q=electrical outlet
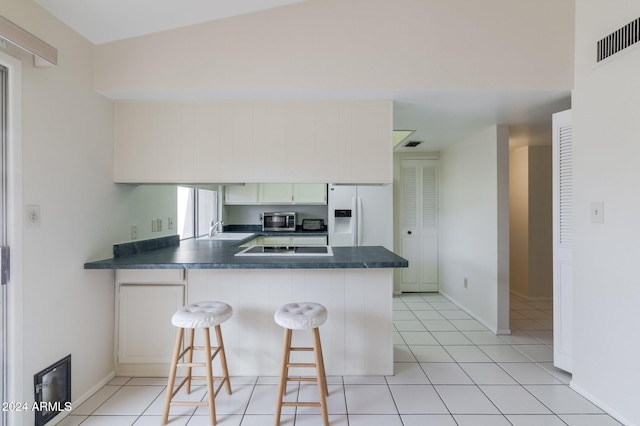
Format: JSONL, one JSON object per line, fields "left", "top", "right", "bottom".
{"left": 151, "top": 219, "right": 157, "bottom": 232}
{"left": 591, "top": 202, "right": 604, "bottom": 223}
{"left": 25, "top": 205, "right": 41, "bottom": 228}
{"left": 168, "top": 217, "right": 174, "bottom": 230}
{"left": 157, "top": 218, "right": 163, "bottom": 232}
{"left": 464, "top": 277, "right": 469, "bottom": 289}
{"left": 131, "top": 225, "right": 138, "bottom": 240}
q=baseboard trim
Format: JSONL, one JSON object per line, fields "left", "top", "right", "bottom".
{"left": 49, "top": 370, "right": 116, "bottom": 424}
{"left": 438, "top": 290, "right": 511, "bottom": 335}
{"left": 570, "top": 381, "right": 635, "bottom": 426}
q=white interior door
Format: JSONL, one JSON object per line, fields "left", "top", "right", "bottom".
{"left": 400, "top": 159, "right": 439, "bottom": 292}
{"left": 552, "top": 109, "right": 573, "bottom": 373}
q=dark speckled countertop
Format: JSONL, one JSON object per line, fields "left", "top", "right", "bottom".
{"left": 84, "top": 233, "right": 408, "bottom": 270}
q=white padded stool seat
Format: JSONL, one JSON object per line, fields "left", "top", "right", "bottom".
{"left": 274, "top": 302, "right": 327, "bottom": 330}
{"left": 171, "top": 301, "right": 232, "bottom": 329}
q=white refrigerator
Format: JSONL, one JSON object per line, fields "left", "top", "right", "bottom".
{"left": 327, "top": 184, "right": 393, "bottom": 250}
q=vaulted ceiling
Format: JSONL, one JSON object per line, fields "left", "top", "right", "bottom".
{"left": 32, "top": 0, "right": 572, "bottom": 152}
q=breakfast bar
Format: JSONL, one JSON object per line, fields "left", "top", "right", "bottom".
{"left": 85, "top": 235, "right": 408, "bottom": 377}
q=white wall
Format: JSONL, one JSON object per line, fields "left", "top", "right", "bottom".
{"left": 439, "top": 126, "right": 510, "bottom": 333}
{"left": 509, "top": 145, "right": 553, "bottom": 300}
{"left": 528, "top": 146, "right": 552, "bottom": 299}
{"left": 572, "top": 1, "right": 640, "bottom": 424}
{"left": 93, "top": 0, "right": 574, "bottom": 96}
{"left": 0, "top": 2, "right": 176, "bottom": 423}
{"left": 509, "top": 147, "right": 529, "bottom": 298}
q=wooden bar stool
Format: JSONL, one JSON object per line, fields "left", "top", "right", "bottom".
{"left": 274, "top": 302, "right": 329, "bottom": 426}
{"left": 162, "top": 301, "right": 233, "bottom": 425}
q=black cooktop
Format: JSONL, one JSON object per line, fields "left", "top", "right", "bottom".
{"left": 235, "top": 245, "right": 333, "bottom": 256}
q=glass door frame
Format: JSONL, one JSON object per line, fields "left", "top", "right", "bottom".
{"left": 0, "top": 50, "right": 24, "bottom": 426}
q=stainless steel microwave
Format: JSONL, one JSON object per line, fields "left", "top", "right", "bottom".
{"left": 263, "top": 212, "right": 296, "bottom": 232}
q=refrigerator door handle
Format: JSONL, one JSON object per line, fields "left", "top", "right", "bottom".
{"left": 357, "top": 196, "right": 363, "bottom": 246}
{"left": 351, "top": 196, "right": 357, "bottom": 246}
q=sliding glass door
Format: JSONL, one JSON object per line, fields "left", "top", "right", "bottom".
{"left": 0, "top": 63, "right": 8, "bottom": 426}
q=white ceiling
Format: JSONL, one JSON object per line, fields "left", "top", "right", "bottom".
{"left": 32, "top": 0, "right": 571, "bottom": 152}
{"left": 33, "top": 0, "right": 307, "bottom": 44}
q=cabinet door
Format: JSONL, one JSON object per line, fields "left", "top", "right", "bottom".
{"left": 259, "top": 183, "right": 293, "bottom": 203}
{"left": 224, "top": 184, "right": 259, "bottom": 204}
{"left": 293, "top": 184, "right": 327, "bottom": 204}
{"left": 118, "top": 284, "right": 185, "bottom": 364}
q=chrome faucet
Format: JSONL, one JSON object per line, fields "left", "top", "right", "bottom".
{"left": 209, "top": 220, "right": 223, "bottom": 237}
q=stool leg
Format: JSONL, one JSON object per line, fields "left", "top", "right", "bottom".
{"left": 312, "top": 327, "right": 329, "bottom": 426}
{"left": 313, "top": 327, "right": 329, "bottom": 397}
{"left": 275, "top": 328, "right": 293, "bottom": 426}
{"left": 214, "top": 324, "right": 232, "bottom": 395}
{"left": 162, "top": 327, "right": 183, "bottom": 425}
{"left": 185, "top": 328, "right": 195, "bottom": 394}
{"left": 203, "top": 328, "right": 217, "bottom": 425}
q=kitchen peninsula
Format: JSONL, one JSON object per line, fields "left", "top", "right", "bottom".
{"left": 85, "top": 235, "right": 408, "bottom": 377}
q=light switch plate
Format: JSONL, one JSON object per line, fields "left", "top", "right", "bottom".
{"left": 25, "top": 205, "right": 41, "bottom": 228}
{"left": 591, "top": 202, "right": 604, "bottom": 223}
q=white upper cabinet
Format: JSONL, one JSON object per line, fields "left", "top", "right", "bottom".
{"left": 224, "top": 183, "right": 259, "bottom": 204}
{"left": 292, "top": 184, "right": 327, "bottom": 204}
{"left": 225, "top": 183, "right": 326, "bottom": 205}
{"left": 259, "top": 183, "right": 293, "bottom": 204}
{"left": 113, "top": 100, "right": 393, "bottom": 184}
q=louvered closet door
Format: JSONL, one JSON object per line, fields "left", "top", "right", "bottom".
{"left": 400, "top": 159, "right": 439, "bottom": 292}
{"left": 552, "top": 110, "right": 573, "bottom": 373}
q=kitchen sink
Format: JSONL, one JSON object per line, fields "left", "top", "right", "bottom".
{"left": 200, "top": 232, "right": 255, "bottom": 241}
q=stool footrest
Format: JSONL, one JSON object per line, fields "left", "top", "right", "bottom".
{"left": 287, "top": 362, "right": 317, "bottom": 368}
{"left": 287, "top": 377, "right": 318, "bottom": 383}
{"left": 170, "top": 401, "right": 209, "bottom": 407}
{"left": 177, "top": 362, "right": 205, "bottom": 368}
{"left": 290, "top": 347, "right": 313, "bottom": 351}
{"left": 282, "top": 401, "right": 322, "bottom": 408}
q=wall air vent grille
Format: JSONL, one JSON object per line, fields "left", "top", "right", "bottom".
{"left": 404, "top": 141, "right": 423, "bottom": 148}
{"left": 597, "top": 17, "right": 640, "bottom": 63}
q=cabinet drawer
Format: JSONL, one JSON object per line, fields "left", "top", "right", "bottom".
{"left": 117, "top": 269, "right": 185, "bottom": 284}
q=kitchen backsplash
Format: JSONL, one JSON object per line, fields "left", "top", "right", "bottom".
{"left": 223, "top": 204, "right": 328, "bottom": 226}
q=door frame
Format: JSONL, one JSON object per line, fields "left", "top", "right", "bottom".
{"left": 1, "top": 50, "right": 24, "bottom": 424}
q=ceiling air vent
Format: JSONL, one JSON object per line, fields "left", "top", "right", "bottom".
{"left": 597, "top": 17, "right": 640, "bottom": 63}
{"left": 404, "top": 141, "right": 423, "bottom": 148}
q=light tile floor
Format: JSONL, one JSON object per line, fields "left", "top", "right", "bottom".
{"left": 58, "top": 294, "right": 622, "bottom": 425}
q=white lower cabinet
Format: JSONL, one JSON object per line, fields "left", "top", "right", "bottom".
{"left": 116, "top": 270, "right": 186, "bottom": 376}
